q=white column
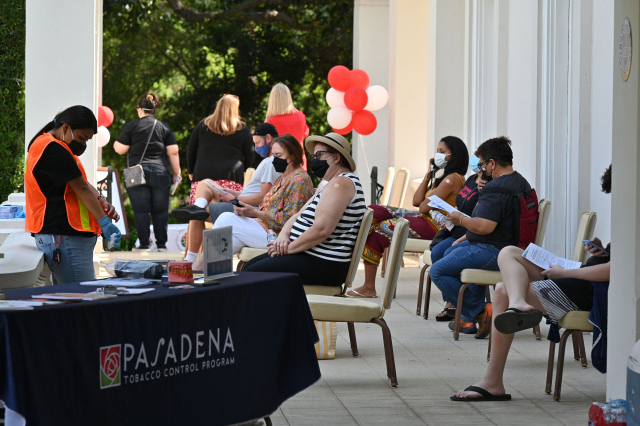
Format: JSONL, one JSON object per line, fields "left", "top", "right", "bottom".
{"left": 608, "top": 0, "right": 640, "bottom": 399}
{"left": 25, "top": 0, "right": 103, "bottom": 186}
{"left": 353, "top": 0, "right": 390, "bottom": 205}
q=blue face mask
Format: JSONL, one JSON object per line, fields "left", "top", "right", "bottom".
{"left": 255, "top": 138, "right": 271, "bottom": 158}
{"left": 469, "top": 155, "right": 481, "bottom": 173}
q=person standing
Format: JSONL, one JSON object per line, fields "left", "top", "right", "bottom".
{"left": 26, "top": 105, "right": 121, "bottom": 284}
{"left": 265, "top": 83, "right": 309, "bottom": 169}
{"left": 187, "top": 94, "right": 255, "bottom": 204}
{"left": 114, "top": 93, "right": 180, "bottom": 251}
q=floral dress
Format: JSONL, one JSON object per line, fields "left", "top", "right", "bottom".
{"left": 255, "top": 171, "right": 314, "bottom": 233}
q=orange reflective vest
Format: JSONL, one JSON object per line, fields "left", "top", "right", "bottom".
{"left": 25, "top": 134, "right": 101, "bottom": 235}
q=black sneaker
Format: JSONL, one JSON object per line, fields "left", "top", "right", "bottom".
{"left": 171, "top": 205, "right": 210, "bottom": 222}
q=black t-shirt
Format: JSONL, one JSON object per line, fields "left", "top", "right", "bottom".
{"left": 467, "top": 171, "right": 531, "bottom": 249}
{"left": 117, "top": 116, "right": 177, "bottom": 173}
{"left": 32, "top": 143, "right": 94, "bottom": 237}
{"left": 451, "top": 175, "right": 480, "bottom": 239}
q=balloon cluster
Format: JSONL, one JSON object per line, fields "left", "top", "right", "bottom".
{"left": 325, "top": 65, "right": 389, "bottom": 136}
{"left": 96, "top": 106, "right": 114, "bottom": 148}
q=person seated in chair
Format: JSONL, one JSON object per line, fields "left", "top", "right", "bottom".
{"left": 212, "top": 134, "right": 313, "bottom": 254}
{"left": 172, "top": 123, "right": 281, "bottom": 262}
{"left": 430, "top": 136, "right": 533, "bottom": 339}
{"left": 348, "top": 136, "right": 469, "bottom": 298}
{"left": 244, "top": 133, "right": 366, "bottom": 288}
{"left": 451, "top": 165, "right": 611, "bottom": 402}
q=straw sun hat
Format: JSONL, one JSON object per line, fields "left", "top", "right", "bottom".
{"left": 305, "top": 133, "right": 356, "bottom": 172}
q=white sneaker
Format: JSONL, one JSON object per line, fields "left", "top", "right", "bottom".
{"left": 131, "top": 247, "right": 150, "bottom": 252}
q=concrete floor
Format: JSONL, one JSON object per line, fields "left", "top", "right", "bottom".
{"left": 268, "top": 257, "right": 606, "bottom": 426}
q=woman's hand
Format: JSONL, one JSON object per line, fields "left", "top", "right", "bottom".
{"left": 172, "top": 173, "right": 180, "bottom": 184}
{"left": 189, "top": 174, "right": 193, "bottom": 182}
{"left": 220, "top": 192, "right": 236, "bottom": 203}
{"left": 100, "top": 199, "right": 120, "bottom": 222}
{"left": 447, "top": 210, "right": 463, "bottom": 227}
{"left": 451, "top": 236, "right": 466, "bottom": 246}
{"left": 477, "top": 175, "right": 488, "bottom": 191}
{"left": 233, "top": 201, "right": 258, "bottom": 218}
{"left": 585, "top": 237, "right": 609, "bottom": 257}
{"left": 541, "top": 264, "right": 566, "bottom": 280}
{"left": 268, "top": 234, "right": 290, "bottom": 257}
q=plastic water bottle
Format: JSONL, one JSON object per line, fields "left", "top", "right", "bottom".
{"left": 267, "top": 229, "right": 277, "bottom": 244}
{"left": 107, "top": 233, "right": 117, "bottom": 250}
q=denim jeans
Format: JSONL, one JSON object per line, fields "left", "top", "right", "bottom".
{"left": 431, "top": 236, "right": 457, "bottom": 264}
{"left": 35, "top": 233, "right": 97, "bottom": 285}
{"left": 430, "top": 243, "right": 500, "bottom": 322}
{"left": 126, "top": 166, "right": 172, "bottom": 247}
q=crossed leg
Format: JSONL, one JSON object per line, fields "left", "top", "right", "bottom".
{"left": 188, "top": 180, "right": 221, "bottom": 253}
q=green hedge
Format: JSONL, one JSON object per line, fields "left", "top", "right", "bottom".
{"left": 0, "top": 0, "right": 26, "bottom": 202}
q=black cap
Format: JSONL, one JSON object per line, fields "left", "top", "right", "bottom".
{"left": 253, "top": 123, "right": 278, "bottom": 137}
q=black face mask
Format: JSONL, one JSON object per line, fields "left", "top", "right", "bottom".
{"left": 481, "top": 169, "right": 493, "bottom": 182}
{"left": 310, "top": 157, "right": 333, "bottom": 179}
{"left": 272, "top": 156, "right": 289, "bottom": 173}
{"left": 65, "top": 129, "right": 87, "bottom": 156}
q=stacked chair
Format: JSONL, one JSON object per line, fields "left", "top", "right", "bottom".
{"left": 306, "top": 218, "right": 410, "bottom": 387}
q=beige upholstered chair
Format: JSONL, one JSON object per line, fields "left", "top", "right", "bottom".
{"left": 380, "top": 168, "right": 414, "bottom": 277}
{"left": 306, "top": 218, "right": 410, "bottom": 387}
{"left": 244, "top": 167, "right": 255, "bottom": 186}
{"left": 303, "top": 207, "right": 374, "bottom": 296}
{"left": 379, "top": 167, "right": 396, "bottom": 206}
{"left": 417, "top": 198, "right": 551, "bottom": 339}
{"left": 545, "top": 311, "right": 593, "bottom": 401}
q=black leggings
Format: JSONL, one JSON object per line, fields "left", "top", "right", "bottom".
{"left": 244, "top": 252, "right": 351, "bottom": 287}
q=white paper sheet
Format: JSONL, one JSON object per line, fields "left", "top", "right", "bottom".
{"left": 79, "top": 279, "right": 155, "bottom": 287}
{"left": 426, "top": 195, "right": 470, "bottom": 217}
{"left": 90, "top": 288, "right": 156, "bottom": 295}
{"left": 521, "top": 243, "right": 582, "bottom": 270}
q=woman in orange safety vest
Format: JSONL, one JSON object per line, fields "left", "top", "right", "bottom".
{"left": 25, "top": 105, "right": 121, "bottom": 284}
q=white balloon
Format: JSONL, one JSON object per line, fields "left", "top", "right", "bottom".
{"left": 325, "top": 88, "right": 346, "bottom": 108}
{"left": 364, "top": 85, "right": 389, "bottom": 111}
{"left": 327, "top": 107, "right": 352, "bottom": 129}
{"left": 97, "top": 126, "right": 110, "bottom": 148}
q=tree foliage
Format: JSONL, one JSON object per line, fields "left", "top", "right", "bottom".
{"left": 0, "top": 0, "right": 26, "bottom": 202}
{"left": 102, "top": 0, "right": 354, "bottom": 210}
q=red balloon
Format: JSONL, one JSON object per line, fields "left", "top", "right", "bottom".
{"left": 350, "top": 69, "right": 370, "bottom": 90}
{"left": 352, "top": 110, "right": 377, "bottom": 135}
{"left": 98, "top": 106, "right": 114, "bottom": 128}
{"left": 344, "top": 87, "right": 368, "bottom": 112}
{"left": 328, "top": 65, "right": 352, "bottom": 92}
{"left": 332, "top": 122, "right": 353, "bottom": 135}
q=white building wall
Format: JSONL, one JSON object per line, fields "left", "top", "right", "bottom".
{"left": 25, "top": 0, "right": 103, "bottom": 186}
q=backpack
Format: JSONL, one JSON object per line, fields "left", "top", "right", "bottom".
{"left": 482, "top": 186, "right": 539, "bottom": 249}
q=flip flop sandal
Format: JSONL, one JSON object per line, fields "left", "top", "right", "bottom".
{"left": 346, "top": 289, "right": 377, "bottom": 298}
{"left": 494, "top": 308, "right": 543, "bottom": 334}
{"left": 450, "top": 386, "right": 512, "bottom": 402}
{"left": 435, "top": 308, "right": 456, "bottom": 322}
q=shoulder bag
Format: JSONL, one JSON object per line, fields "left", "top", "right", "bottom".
{"left": 123, "top": 119, "right": 157, "bottom": 188}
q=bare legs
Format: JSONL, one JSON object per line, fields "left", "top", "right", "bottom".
{"left": 497, "top": 246, "right": 545, "bottom": 312}
{"left": 347, "top": 262, "right": 378, "bottom": 297}
{"left": 188, "top": 180, "right": 220, "bottom": 253}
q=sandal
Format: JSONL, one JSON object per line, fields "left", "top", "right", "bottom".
{"left": 494, "top": 308, "right": 543, "bottom": 334}
{"left": 435, "top": 308, "right": 456, "bottom": 322}
{"left": 450, "top": 386, "right": 512, "bottom": 402}
{"left": 346, "top": 289, "right": 377, "bottom": 298}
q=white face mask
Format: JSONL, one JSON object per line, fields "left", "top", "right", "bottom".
{"left": 434, "top": 152, "right": 449, "bottom": 168}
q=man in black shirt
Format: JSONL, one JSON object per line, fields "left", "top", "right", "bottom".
{"left": 430, "top": 137, "right": 532, "bottom": 339}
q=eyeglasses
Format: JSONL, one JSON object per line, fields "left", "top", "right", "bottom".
{"left": 309, "top": 151, "right": 335, "bottom": 161}
{"left": 478, "top": 159, "right": 491, "bottom": 168}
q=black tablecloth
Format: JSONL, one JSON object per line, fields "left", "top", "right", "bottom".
{"left": 0, "top": 272, "right": 320, "bottom": 426}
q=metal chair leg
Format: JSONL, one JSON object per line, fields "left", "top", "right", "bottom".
{"left": 554, "top": 329, "right": 574, "bottom": 401}
{"left": 347, "top": 322, "right": 359, "bottom": 357}
{"left": 380, "top": 248, "right": 389, "bottom": 278}
{"left": 571, "top": 331, "right": 580, "bottom": 361}
{"left": 416, "top": 263, "right": 428, "bottom": 315}
{"left": 545, "top": 340, "right": 555, "bottom": 394}
{"left": 534, "top": 325, "right": 542, "bottom": 340}
{"left": 423, "top": 272, "right": 432, "bottom": 320}
{"left": 453, "top": 283, "right": 470, "bottom": 340}
{"left": 371, "top": 318, "right": 398, "bottom": 387}
{"left": 487, "top": 321, "right": 492, "bottom": 362}
{"left": 575, "top": 331, "right": 588, "bottom": 368}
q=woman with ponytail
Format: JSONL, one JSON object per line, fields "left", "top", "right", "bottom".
{"left": 25, "top": 105, "right": 121, "bottom": 285}
{"left": 114, "top": 93, "right": 180, "bottom": 251}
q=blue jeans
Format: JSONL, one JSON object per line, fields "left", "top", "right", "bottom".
{"left": 126, "top": 166, "right": 172, "bottom": 247}
{"left": 430, "top": 243, "right": 499, "bottom": 322}
{"left": 35, "top": 233, "right": 97, "bottom": 285}
{"left": 431, "top": 236, "right": 458, "bottom": 264}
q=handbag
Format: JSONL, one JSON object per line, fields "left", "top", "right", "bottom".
{"left": 123, "top": 119, "right": 158, "bottom": 188}
{"left": 429, "top": 228, "right": 452, "bottom": 250}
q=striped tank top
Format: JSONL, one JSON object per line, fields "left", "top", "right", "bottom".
{"left": 290, "top": 173, "right": 366, "bottom": 262}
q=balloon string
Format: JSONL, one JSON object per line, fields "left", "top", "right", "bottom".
{"left": 358, "top": 134, "right": 371, "bottom": 176}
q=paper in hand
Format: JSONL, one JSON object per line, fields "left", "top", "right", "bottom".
{"left": 171, "top": 175, "right": 182, "bottom": 196}
{"left": 521, "top": 243, "right": 582, "bottom": 270}
{"left": 426, "top": 195, "right": 470, "bottom": 217}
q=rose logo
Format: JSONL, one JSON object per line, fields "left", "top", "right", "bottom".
{"left": 100, "top": 345, "right": 121, "bottom": 389}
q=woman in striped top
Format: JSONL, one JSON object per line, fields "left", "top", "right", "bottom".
{"left": 245, "top": 133, "right": 366, "bottom": 288}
